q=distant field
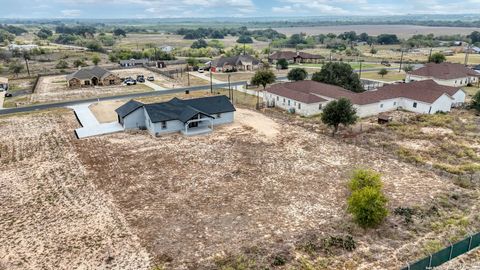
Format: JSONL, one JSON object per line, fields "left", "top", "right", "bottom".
{"left": 272, "top": 24, "right": 479, "bottom": 38}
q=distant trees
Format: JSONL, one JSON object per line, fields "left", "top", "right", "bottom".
{"left": 237, "top": 35, "right": 253, "bottom": 44}
{"left": 312, "top": 62, "right": 364, "bottom": 93}
{"left": 276, "top": 59, "right": 288, "bottom": 70}
{"left": 321, "top": 98, "right": 358, "bottom": 136}
{"left": 378, "top": 68, "right": 388, "bottom": 78}
{"left": 287, "top": 68, "right": 308, "bottom": 81}
{"left": 376, "top": 34, "right": 400, "bottom": 45}
{"left": 177, "top": 27, "right": 284, "bottom": 41}
{"left": 191, "top": 39, "right": 208, "bottom": 49}
{"left": 347, "top": 169, "right": 388, "bottom": 229}
{"left": 113, "top": 28, "right": 127, "bottom": 37}
{"left": 0, "top": 30, "right": 15, "bottom": 43}
{"left": 428, "top": 52, "right": 446, "bottom": 63}
{"left": 250, "top": 69, "right": 276, "bottom": 108}
{"left": 468, "top": 31, "right": 480, "bottom": 44}
{"left": 55, "top": 25, "right": 96, "bottom": 38}
{"left": 36, "top": 28, "right": 53, "bottom": 40}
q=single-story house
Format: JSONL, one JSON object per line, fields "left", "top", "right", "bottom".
{"left": 264, "top": 80, "right": 465, "bottom": 118}
{"left": 211, "top": 55, "right": 260, "bottom": 72}
{"left": 161, "top": 45, "right": 174, "bottom": 53}
{"left": 8, "top": 44, "right": 39, "bottom": 51}
{"left": 119, "top": 59, "right": 149, "bottom": 67}
{"left": 0, "top": 77, "right": 8, "bottom": 91}
{"left": 464, "top": 46, "right": 480, "bottom": 54}
{"left": 66, "top": 66, "right": 121, "bottom": 88}
{"left": 406, "top": 62, "right": 479, "bottom": 87}
{"left": 115, "top": 95, "right": 236, "bottom": 136}
{"left": 268, "top": 51, "right": 323, "bottom": 64}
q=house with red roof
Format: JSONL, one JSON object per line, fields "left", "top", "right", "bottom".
{"left": 406, "top": 62, "right": 479, "bottom": 87}
{"left": 264, "top": 80, "right": 465, "bottom": 118}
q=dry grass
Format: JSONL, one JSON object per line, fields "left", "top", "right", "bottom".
{"left": 361, "top": 71, "right": 406, "bottom": 81}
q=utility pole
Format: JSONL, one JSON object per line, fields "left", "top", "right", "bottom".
{"left": 209, "top": 59, "right": 213, "bottom": 94}
{"left": 243, "top": 43, "right": 246, "bottom": 55}
{"left": 187, "top": 65, "right": 190, "bottom": 86}
{"left": 399, "top": 50, "right": 404, "bottom": 72}
{"left": 464, "top": 44, "right": 471, "bottom": 66}
{"left": 23, "top": 54, "right": 30, "bottom": 77}
{"left": 428, "top": 48, "right": 433, "bottom": 62}
{"left": 228, "top": 74, "right": 231, "bottom": 100}
{"left": 358, "top": 61, "right": 363, "bottom": 79}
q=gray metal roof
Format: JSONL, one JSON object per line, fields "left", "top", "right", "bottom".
{"left": 213, "top": 54, "right": 259, "bottom": 68}
{"left": 117, "top": 96, "right": 235, "bottom": 123}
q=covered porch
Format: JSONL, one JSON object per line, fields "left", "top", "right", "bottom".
{"left": 181, "top": 113, "right": 214, "bottom": 136}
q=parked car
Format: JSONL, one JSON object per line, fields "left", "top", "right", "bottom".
{"left": 198, "top": 68, "right": 204, "bottom": 73}
{"left": 136, "top": 75, "right": 145, "bottom": 83}
{"left": 124, "top": 79, "right": 137, "bottom": 85}
{"left": 381, "top": 60, "right": 391, "bottom": 67}
{"left": 147, "top": 76, "right": 155, "bottom": 81}
{"left": 4, "top": 92, "right": 12, "bottom": 97}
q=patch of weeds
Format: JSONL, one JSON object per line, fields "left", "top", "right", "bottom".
{"left": 296, "top": 233, "right": 356, "bottom": 257}
{"left": 453, "top": 177, "right": 475, "bottom": 189}
{"left": 394, "top": 207, "right": 416, "bottom": 224}
{"left": 214, "top": 254, "right": 257, "bottom": 270}
{"left": 423, "top": 239, "right": 444, "bottom": 255}
{"left": 397, "top": 147, "right": 425, "bottom": 164}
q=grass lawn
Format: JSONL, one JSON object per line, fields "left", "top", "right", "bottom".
{"left": 213, "top": 72, "right": 255, "bottom": 82}
{"left": 447, "top": 54, "right": 480, "bottom": 65}
{"left": 361, "top": 71, "right": 406, "bottom": 81}
{"left": 290, "top": 62, "right": 389, "bottom": 70}
{"left": 463, "top": 86, "right": 480, "bottom": 98}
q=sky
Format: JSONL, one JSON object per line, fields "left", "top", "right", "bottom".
{"left": 1, "top": 0, "right": 480, "bottom": 19}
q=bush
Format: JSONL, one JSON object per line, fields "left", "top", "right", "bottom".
{"left": 277, "top": 58, "right": 288, "bottom": 69}
{"left": 472, "top": 90, "right": 480, "bottom": 112}
{"left": 348, "top": 169, "right": 382, "bottom": 192}
{"left": 55, "top": 60, "right": 69, "bottom": 69}
{"left": 287, "top": 68, "right": 308, "bottom": 81}
{"left": 347, "top": 187, "right": 389, "bottom": 228}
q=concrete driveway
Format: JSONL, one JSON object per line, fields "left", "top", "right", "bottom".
{"left": 144, "top": 81, "right": 167, "bottom": 91}
{"left": 68, "top": 103, "right": 123, "bottom": 139}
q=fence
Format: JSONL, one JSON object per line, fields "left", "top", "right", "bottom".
{"left": 401, "top": 232, "right": 480, "bottom": 270}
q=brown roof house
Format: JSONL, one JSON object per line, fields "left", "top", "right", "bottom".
{"left": 264, "top": 80, "right": 465, "bottom": 117}
{"left": 211, "top": 55, "right": 260, "bottom": 72}
{"left": 268, "top": 51, "right": 323, "bottom": 64}
{"left": 406, "top": 62, "right": 479, "bottom": 87}
{"left": 66, "top": 66, "right": 121, "bottom": 88}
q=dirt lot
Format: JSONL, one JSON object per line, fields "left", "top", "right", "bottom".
{"left": 2, "top": 103, "right": 479, "bottom": 269}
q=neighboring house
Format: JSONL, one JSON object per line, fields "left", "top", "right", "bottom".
{"left": 0, "top": 77, "right": 8, "bottom": 91}
{"left": 264, "top": 80, "right": 465, "bottom": 118}
{"left": 7, "top": 44, "right": 39, "bottom": 51}
{"left": 115, "top": 95, "right": 236, "bottom": 136}
{"left": 442, "top": 50, "right": 455, "bottom": 56}
{"left": 406, "top": 62, "right": 479, "bottom": 87}
{"left": 66, "top": 66, "right": 121, "bottom": 88}
{"left": 464, "top": 46, "right": 480, "bottom": 54}
{"left": 161, "top": 45, "right": 174, "bottom": 53}
{"left": 268, "top": 51, "right": 323, "bottom": 64}
{"left": 119, "top": 58, "right": 149, "bottom": 67}
{"left": 473, "top": 64, "right": 480, "bottom": 73}
{"left": 211, "top": 55, "right": 260, "bottom": 72}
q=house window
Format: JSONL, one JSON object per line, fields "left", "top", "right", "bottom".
{"left": 380, "top": 104, "right": 384, "bottom": 108}
{"left": 109, "top": 79, "right": 115, "bottom": 85}
{"left": 319, "top": 104, "right": 323, "bottom": 110}
{"left": 216, "top": 113, "right": 221, "bottom": 118}
{"left": 394, "top": 101, "right": 397, "bottom": 106}
{"left": 283, "top": 98, "right": 285, "bottom": 104}
{"left": 298, "top": 103, "right": 301, "bottom": 109}
{"left": 413, "top": 102, "right": 417, "bottom": 108}
{"left": 276, "top": 96, "right": 279, "bottom": 101}
{"left": 84, "top": 80, "right": 90, "bottom": 85}
{"left": 161, "top": 121, "right": 167, "bottom": 129}
{"left": 288, "top": 100, "right": 290, "bottom": 106}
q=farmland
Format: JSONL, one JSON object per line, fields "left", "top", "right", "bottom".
{"left": 1, "top": 102, "right": 479, "bottom": 269}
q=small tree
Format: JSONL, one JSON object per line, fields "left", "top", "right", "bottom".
{"left": 370, "top": 47, "right": 378, "bottom": 54}
{"left": 287, "top": 68, "right": 308, "bottom": 81}
{"left": 378, "top": 68, "right": 388, "bottom": 78}
{"left": 113, "top": 28, "right": 127, "bottom": 37}
{"left": 250, "top": 69, "right": 276, "bottom": 108}
{"left": 8, "top": 61, "right": 24, "bottom": 77}
{"left": 472, "top": 90, "right": 480, "bottom": 112}
{"left": 312, "top": 62, "right": 364, "bottom": 93}
{"left": 191, "top": 39, "right": 208, "bottom": 49}
{"left": 428, "top": 52, "right": 446, "bottom": 63}
{"left": 403, "top": 64, "right": 414, "bottom": 73}
{"left": 92, "top": 55, "right": 101, "bottom": 66}
{"left": 347, "top": 186, "right": 389, "bottom": 229}
{"left": 236, "top": 35, "right": 253, "bottom": 44}
{"left": 321, "top": 98, "right": 358, "bottom": 136}
{"left": 55, "top": 60, "right": 69, "bottom": 69}
{"left": 277, "top": 58, "right": 288, "bottom": 70}
{"left": 73, "top": 59, "right": 86, "bottom": 68}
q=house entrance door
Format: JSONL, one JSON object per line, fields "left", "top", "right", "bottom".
{"left": 189, "top": 122, "right": 198, "bottom": 128}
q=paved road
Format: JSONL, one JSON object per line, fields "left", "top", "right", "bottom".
{"left": 0, "top": 81, "right": 249, "bottom": 116}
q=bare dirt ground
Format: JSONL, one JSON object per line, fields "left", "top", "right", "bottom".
{"left": 1, "top": 106, "right": 478, "bottom": 269}
{"left": 29, "top": 73, "right": 151, "bottom": 105}
{"left": 0, "top": 110, "right": 150, "bottom": 269}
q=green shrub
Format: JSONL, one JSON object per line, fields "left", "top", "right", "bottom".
{"left": 347, "top": 186, "right": 388, "bottom": 228}
{"left": 348, "top": 169, "right": 382, "bottom": 192}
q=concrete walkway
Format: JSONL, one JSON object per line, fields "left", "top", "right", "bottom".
{"left": 144, "top": 81, "right": 166, "bottom": 91}
{"left": 68, "top": 103, "right": 123, "bottom": 139}
{"left": 0, "top": 92, "right": 4, "bottom": 109}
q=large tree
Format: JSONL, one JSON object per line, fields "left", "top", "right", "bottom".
{"left": 287, "top": 68, "right": 308, "bottom": 81}
{"left": 312, "top": 62, "right": 364, "bottom": 92}
{"left": 321, "top": 98, "right": 358, "bottom": 136}
{"left": 191, "top": 39, "right": 208, "bottom": 49}
{"left": 250, "top": 69, "right": 276, "bottom": 108}
{"left": 378, "top": 68, "right": 388, "bottom": 78}
{"left": 468, "top": 31, "right": 480, "bottom": 44}
{"left": 472, "top": 90, "right": 480, "bottom": 112}
{"left": 428, "top": 52, "right": 446, "bottom": 63}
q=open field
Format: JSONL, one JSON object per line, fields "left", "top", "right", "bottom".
{"left": 1, "top": 103, "right": 479, "bottom": 269}
{"left": 272, "top": 25, "right": 480, "bottom": 38}
{"left": 361, "top": 71, "right": 406, "bottom": 81}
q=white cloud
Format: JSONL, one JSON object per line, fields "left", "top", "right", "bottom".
{"left": 60, "top": 9, "right": 81, "bottom": 17}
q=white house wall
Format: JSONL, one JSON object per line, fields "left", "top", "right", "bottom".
{"left": 122, "top": 108, "right": 146, "bottom": 130}
{"left": 406, "top": 75, "right": 478, "bottom": 87}
{"left": 452, "top": 90, "right": 466, "bottom": 105}
{"left": 264, "top": 92, "right": 325, "bottom": 116}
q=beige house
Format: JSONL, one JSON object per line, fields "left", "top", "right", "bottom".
{"left": 66, "top": 66, "right": 121, "bottom": 88}
{"left": 211, "top": 55, "right": 260, "bottom": 72}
